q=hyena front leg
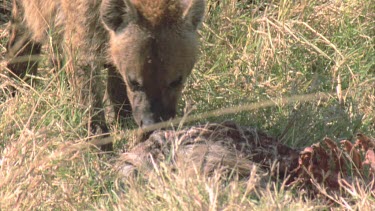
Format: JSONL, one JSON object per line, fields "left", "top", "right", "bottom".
{"left": 66, "top": 59, "right": 112, "bottom": 151}
{"left": 5, "top": 0, "right": 41, "bottom": 93}
{"left": 104, "top": 64, "right": 132, "bottom": 125}
{"left": 61, "top": 3, "right": 114, "bottom": 152}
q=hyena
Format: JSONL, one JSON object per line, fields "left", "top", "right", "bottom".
{"left": 5, "top": 0, "right": 205, "bottom": 150}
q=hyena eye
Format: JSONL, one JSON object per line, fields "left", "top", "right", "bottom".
{"left": 129, "top": 79, "right": 143, "bottom": 91}
{"left": 168, "top": 76, "right": 183, "bottom": 89}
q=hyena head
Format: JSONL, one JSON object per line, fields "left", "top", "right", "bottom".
{"left": 101, "top": 0, "right": 205, "bottom": 127}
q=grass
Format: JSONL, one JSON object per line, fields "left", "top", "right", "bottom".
{"left": 1, "top": 0, "right": 374, "bottom": 209}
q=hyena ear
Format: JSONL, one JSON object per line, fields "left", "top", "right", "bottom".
{"left": 182, "top": 0, "right": 205, "bottom": 29}
{"left": 100, "top": 0, "right": 138, "bottom": 32}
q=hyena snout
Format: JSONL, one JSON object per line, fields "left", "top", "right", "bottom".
{"left": 135, "top": 97, "right": 177, "bottom": 128}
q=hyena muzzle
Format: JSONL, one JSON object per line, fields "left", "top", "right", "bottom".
{"left": 4, "top": 0, "right": 205, "bottom": 150}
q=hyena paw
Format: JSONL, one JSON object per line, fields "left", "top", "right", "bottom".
{"left": 89, "top": 123, "right": 113, "bottom": 152}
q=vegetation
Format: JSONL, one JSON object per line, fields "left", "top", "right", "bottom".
{"left": 1, "top": 0, "right": 374, "bottom": 209}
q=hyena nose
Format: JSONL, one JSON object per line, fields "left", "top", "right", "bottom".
{"left": 140, "top": 117, "right": 156, "bottom": 128}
